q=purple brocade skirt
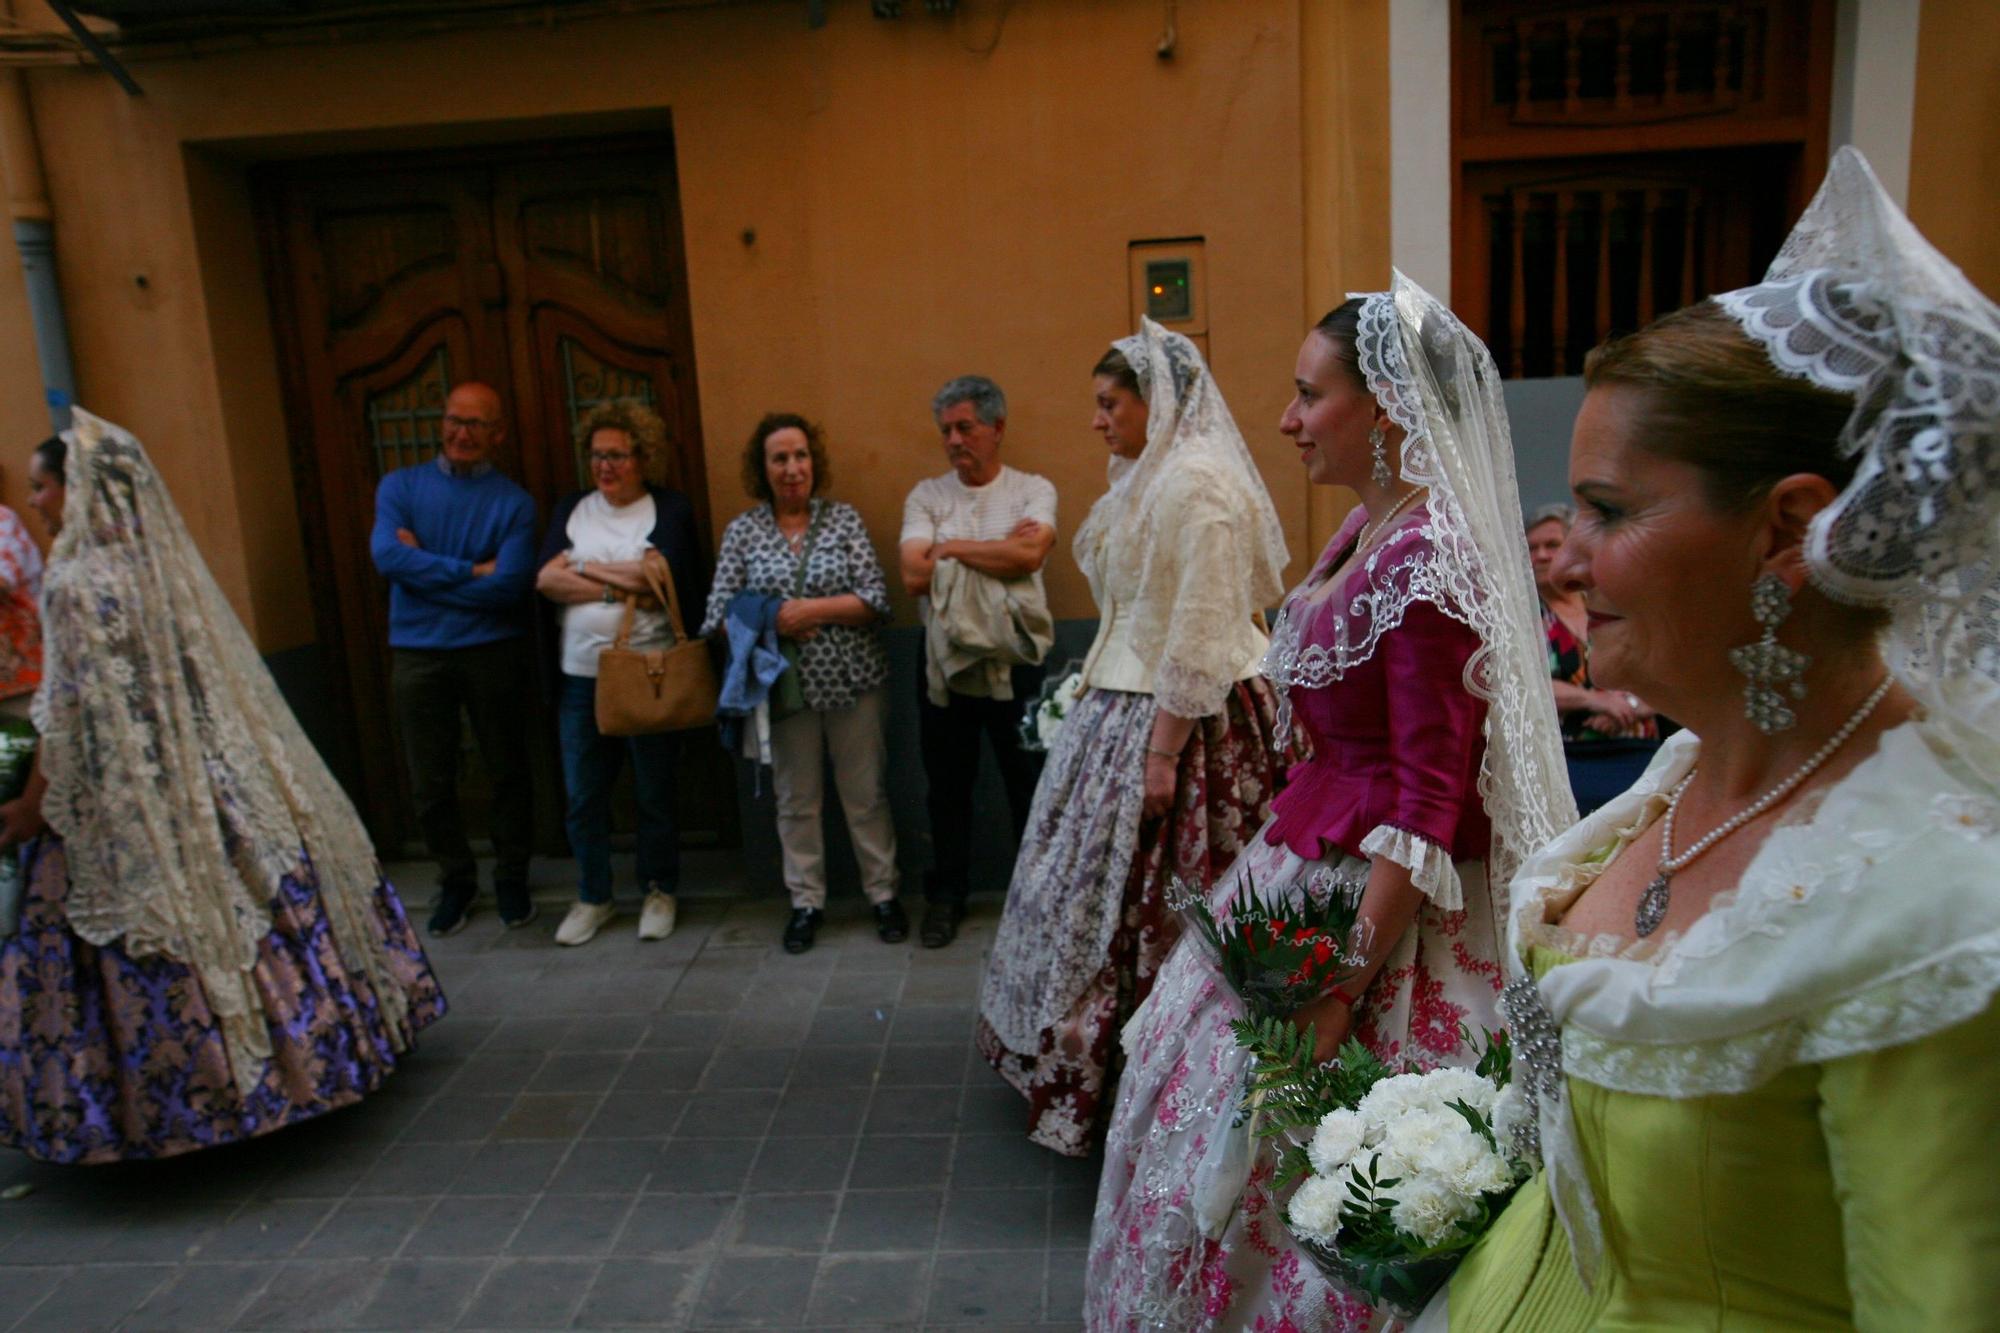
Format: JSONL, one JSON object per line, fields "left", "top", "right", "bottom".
{"left": 0, "top": 834, "right": 446, "bottom": 1164}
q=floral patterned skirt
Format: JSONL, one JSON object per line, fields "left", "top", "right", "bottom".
{"left": 1084, "top": 832, "right": 1503, "bottom": 1332}
{"left": 977, "top": 679, "right": 1290, "bottom": 1157}
{"left": 0, "top": 835, "right": 446, "bottom": 1164}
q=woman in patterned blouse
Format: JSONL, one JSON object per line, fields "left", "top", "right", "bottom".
{"left": 700, "top": 414, "right": 904, "bottom": 954}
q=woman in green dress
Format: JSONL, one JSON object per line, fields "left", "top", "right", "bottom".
{"left": 1417, "top": 148, "right": 2000, "bottom": 1329}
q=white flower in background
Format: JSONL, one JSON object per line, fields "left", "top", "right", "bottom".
{"left": 1288, "top": 1172, "right": 1349, "bottom": 1247}
{"left": 1389, "top": 1174, "right": 1481, "bottom": 1249}
{"left": 1308, "top": 1107, "right": 1371, "bottom": 1176}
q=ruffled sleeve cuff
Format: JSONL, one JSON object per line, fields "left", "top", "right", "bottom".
{"left": 1153, "top": 658, "right": 1231, "bottom": 722}
{"left": 1359, "top": 823, "right": 1464, "bottom": 910}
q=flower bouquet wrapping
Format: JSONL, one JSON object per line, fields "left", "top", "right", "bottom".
{"left": 1016, "top": 667, "right": 1084, "bottom": 754}
{"left": 1232, "top": 1016, "right": 1529, "bottom": 1318}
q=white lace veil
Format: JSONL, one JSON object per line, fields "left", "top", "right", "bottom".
{"left": 1354, "top": 274, "right": 1578, "bottom": 895}
{"left": 1071, "top": 318, "right": 1289, "bottom": 716}
{"left": 1713, "top": 146, "right": 2000, "bottom": 738}
{"left": 34, "top": 409, "right": 414, "bottom": 1095}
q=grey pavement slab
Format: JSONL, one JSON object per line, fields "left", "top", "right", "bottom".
{"left": 0, "top": 881, "right": 1097, "bottom": 1330}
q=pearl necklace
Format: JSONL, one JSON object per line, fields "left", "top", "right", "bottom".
{"left": 1635, "top": 673, "right": 1895, "bottom": 937}
{"left": 1356, "top": 487, "right": 1425, "bottom": 554}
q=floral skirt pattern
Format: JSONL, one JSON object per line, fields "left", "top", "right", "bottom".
{"left": 0, "top": 835, "right": 446, "bottom": 1164}
{"left": 978, "top": 679, "right": 1291, "bottom": 1157}
{"left": 1085, "top": 831, "right": 1503, "bottom": 1332}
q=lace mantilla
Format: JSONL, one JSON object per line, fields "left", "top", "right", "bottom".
{"left": 1712, "top": 148, "right": 2000, "bottom": 734}
{"left": 1073, "top": 319, "right": 1288, "bottom": 720}
{"left": 1266, "top": 276, "right": 1577, "bottom": 897}
{"left": 36, "top": 410, "right": 412, "bottom": 1096}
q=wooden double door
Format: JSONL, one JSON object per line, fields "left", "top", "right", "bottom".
{"left": 259, "top": 133, "right": 736, "bottom": 856}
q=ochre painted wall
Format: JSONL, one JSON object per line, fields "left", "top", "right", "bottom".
{"left": 4, "top": 0, "right": 1358, "bottom": 649}
{"left": 1908, "top": 0, "right": 2000, "bottom": 299}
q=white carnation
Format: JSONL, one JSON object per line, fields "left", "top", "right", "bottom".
{"left": 1378, "top": 1107, "right": 1469, "bottom": 1169}
{"left": 1413, "top": 1067, "right": 1500, "bottom": 1118}
{"left": 1414, "top": 1120, "right": 1513, "bottom": 1199}
{"left": 1389, "top": 1174, "right": 1481, "bottom": 1249}
{"left": 1287, "top": 1172, "right": 1349, "bottom": 1248}
{"left": 1355, "top": 1072, "right": 1435, "bottom": 1129}
{"left": 1308, "top": 1108, "right": 1371, "bottom": 1176}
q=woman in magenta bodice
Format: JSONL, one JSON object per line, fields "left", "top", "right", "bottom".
{"left": 1085, "top": 278, "right": 1572, "bottom": 1331}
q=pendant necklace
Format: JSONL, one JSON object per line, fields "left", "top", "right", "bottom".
{"left": 1635, "top": 673, "right": 1894, "bottom": 937}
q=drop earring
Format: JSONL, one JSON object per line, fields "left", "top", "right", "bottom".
{"left": 1368, "top": 424, "right": 1392, "bottom": 488}
{"left": 1727, "top": 574, "right": 1810, "bottom": 734}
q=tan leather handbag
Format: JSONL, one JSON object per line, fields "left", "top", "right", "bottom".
{"left": 594, "top": 550, "right": 718, "bottom": 736}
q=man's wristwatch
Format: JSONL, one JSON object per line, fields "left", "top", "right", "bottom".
{"left": 601, "top": 586, "right": 617, "bottom": 603}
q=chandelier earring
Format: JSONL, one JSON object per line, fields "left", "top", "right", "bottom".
{"left": 1368, "top": 423, "right": 1393, "bottom": 488}
{"left": 1727, "top": 573, "right": 1811, "bottom": 734}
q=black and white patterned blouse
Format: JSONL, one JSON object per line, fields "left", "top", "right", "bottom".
{"left": 699, "top": 499, "right": 892, "bottom": 711}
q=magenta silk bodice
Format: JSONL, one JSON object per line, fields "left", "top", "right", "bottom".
{"left": 1263, "top": 511, "right": 1491, "bottom": 863}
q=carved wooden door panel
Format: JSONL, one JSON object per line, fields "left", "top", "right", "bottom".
{"left": 262, "top": 165, "right": 519, "bottom": 848}
{"left": 260, "top": 135, "right": 733, "bottom": 856}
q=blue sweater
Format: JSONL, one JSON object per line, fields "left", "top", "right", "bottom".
{"left": 370, "top": 460, "right": 537, "bottom": 650}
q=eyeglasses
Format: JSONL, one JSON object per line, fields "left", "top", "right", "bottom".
{"left": 589, "top": 451, "right": 638, "bottom": 466}
{"left": 443, "top": 415, "right": 500, "bottom": 432}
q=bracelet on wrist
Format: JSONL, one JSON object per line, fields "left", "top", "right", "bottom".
{"left": 1327, "top": 984, "right": 1360, "bottom": 1009}
{"left": 1146, "top": 746, "right": 1182, "bottom": 760}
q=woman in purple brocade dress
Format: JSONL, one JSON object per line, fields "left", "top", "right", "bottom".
{"left": 0, "top": 412, "right": 444, "bottom": 1164}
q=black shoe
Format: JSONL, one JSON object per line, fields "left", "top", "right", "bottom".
{"left": 495, "top": 883, "right": 535, "bottom": 927}
{"left": 873, "top": 899, "right": 909, "bottom": 944}
{"left": 427, "top": 887, "right": 475, "bottom": 938}
{"left": 919, "top": 900, "right": 964, "bottom": 949}
{"left": 782, "top": 907, "right": 824, "bottom": 955}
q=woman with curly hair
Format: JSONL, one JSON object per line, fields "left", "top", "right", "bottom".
{"left": 535, "top": 399, "right": 706, "bottom": 947}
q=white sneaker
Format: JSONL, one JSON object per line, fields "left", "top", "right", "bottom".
{"left": 638, "top": 888, "right": 678, "bottom": 941}
{"left": 555, "top": 900, "right": 616, "bottom": 947}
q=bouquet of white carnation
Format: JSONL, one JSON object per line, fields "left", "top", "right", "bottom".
{"left": 1232, "top": 1017, "right": 1528, "bottom": 1317}
{"left": 1017, "top": 668, "right": 1084, "bottom": 754}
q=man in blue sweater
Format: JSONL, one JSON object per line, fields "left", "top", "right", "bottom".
{"left": 371, "top": 382, "right": 539, "bottom": 936}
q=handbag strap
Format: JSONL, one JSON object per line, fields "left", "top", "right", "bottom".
{"left": 613, "top": 550, "right": 686, "bottom": 649}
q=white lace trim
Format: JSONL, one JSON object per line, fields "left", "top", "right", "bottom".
{"left": 1358, "top": 823, "right": 1463, "bottom": 910}
{"left": 1569, "top": 930, "right": 2000, "bottom": 1097}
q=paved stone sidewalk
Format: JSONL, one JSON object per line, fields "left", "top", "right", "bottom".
{"left": 0, "top": 865, "right": 1098, "bottom": 1330}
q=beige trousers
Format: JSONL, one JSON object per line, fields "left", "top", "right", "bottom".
{"left": 769, "top": 687, "right": 900, "bottom": 909}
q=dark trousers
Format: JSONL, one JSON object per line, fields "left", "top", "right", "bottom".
{"left": 556, "top": 673, "right": 680, "bottom": 906}
{"left": 391, "top": 639, "right": 535, "bottom": 914}
{"left": 916, "top": 651, "right": 1045, "bottom": 904}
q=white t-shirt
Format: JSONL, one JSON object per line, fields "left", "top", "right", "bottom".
{"left": 900, "top": 465, "right": 1059, "bottom": 619}
{"left": 559, "top": 491, "right": 667, "bottom": 678}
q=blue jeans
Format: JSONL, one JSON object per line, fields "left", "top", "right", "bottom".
{"left": 557, "top": 673, "right": 680, "bottom": 905}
